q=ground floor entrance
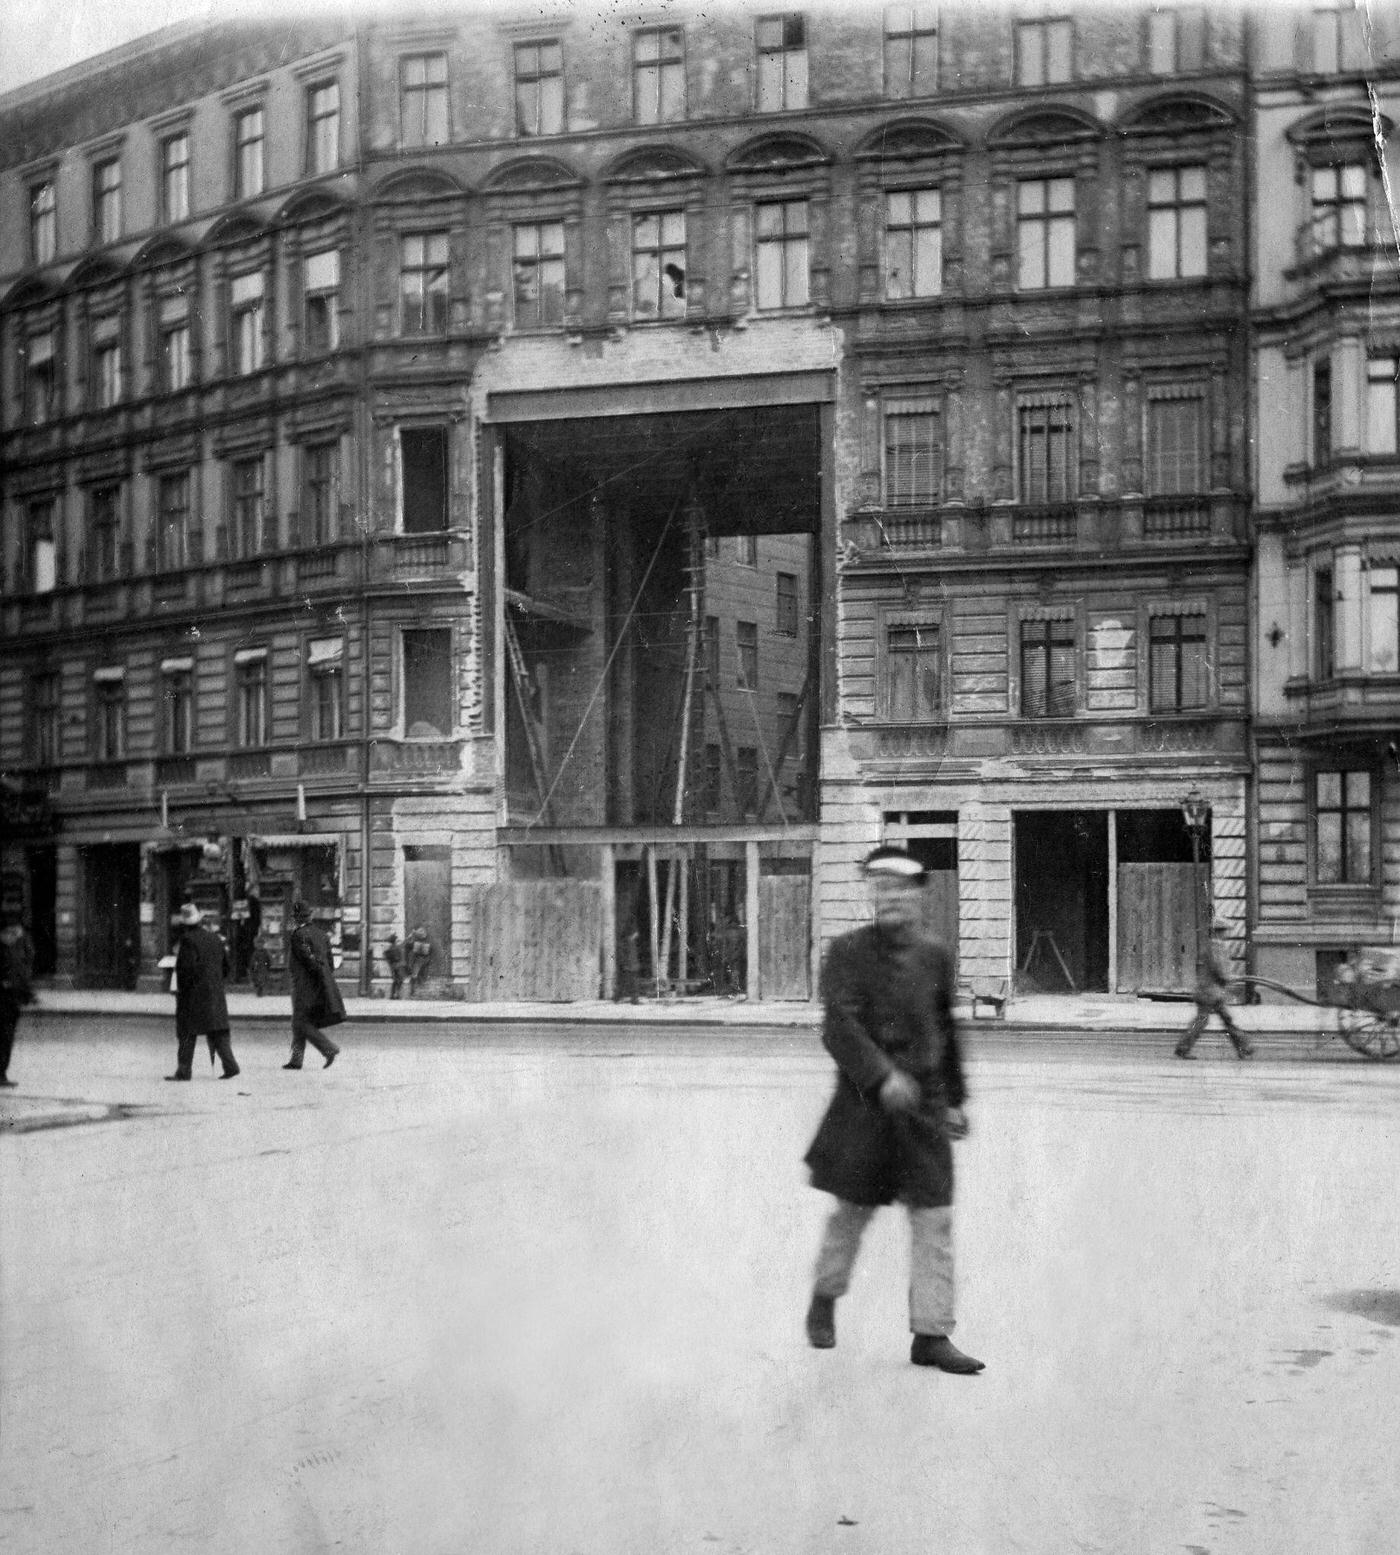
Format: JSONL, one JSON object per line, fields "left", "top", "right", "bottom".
{"left": 78, "top": 843, "right": 141, "bottom": 989}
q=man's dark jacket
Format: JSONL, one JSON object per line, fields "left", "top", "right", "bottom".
{"left": 174, "top": 926, "right": 230, "bottom": 1038}
{"left": 289, "top": 920, "right": 344, "bottom": 1025}
{"left": 804, "top": 924, "right": 966, "bottom": 1209}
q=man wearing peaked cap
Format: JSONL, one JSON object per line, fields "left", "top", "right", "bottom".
{"left": 802, "top": 844, "right": 984, "bottom": 1374}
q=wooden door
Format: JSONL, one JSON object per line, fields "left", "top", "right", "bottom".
{"left": 468, "top": 881, "right": 602, "bottom": 1000}
{"left": 759, "top": 874, "right": 810, "bottom": 1000}
{"left": 404, "top": 846, "right": 453, "bottom": 985}
{"left": 1117, "top": 862, "right": 1201, "bottom": 994}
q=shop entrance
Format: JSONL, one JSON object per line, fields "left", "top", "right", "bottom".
{"left": 79, "top": 843, "right": 141, "bottom": 988}
{"left": 1014, "top": 812, "right": 1109, "bottom": 994}
{"left": 24, "top": 845, "right": 57, "bottom": 977}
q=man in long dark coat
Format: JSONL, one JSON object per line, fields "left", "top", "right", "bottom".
{"left": 283, "top": 900, "right": 342, "bottom": 1071}
{"left": 167, "top": 902, "right": 239, "bottom": 1081}
{"left": 0, "top": 907, "right": 36, "bottom": 1088}
{"left": 803, "top": 845, "right": 983, "bottom": 1373}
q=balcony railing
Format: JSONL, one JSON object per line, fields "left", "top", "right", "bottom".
{"left": 228, "top": 750, "right": 272, "bottom": 780}
{"left": 369, "top": 738, "right": 463, "bottom": 775}
{"left": 1012, "top": 504, "right": 1077, "bottom": 545}
{"left": 874, "top": 511, "right": 942, "bottom": 550}
{"left": 1142, "top": 496, "right": 1210, "bottom": 538}
{"left": 299, "top": 742, "right": 354, "bottom": 776}
{"left": 1290, "top": 217, "right": 1394, "bottom": 285}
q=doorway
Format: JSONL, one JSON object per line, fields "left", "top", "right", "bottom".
{"left": 25, "top": 845, "right": 57, "bottom": 977}
{"left": 403, "top": 845, "right": 452, "bottom": 988}
{"left": 1014, "top": 811, "right": 1109, "bottom": 993}
{"left": 79, "top": 843, "right": 141, "bottom": 988}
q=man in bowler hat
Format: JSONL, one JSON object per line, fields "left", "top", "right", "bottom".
{"left": 803, "top": 845, "right": 983, "bottom": 1373}
{"left": 167, "top": 902, "right": 239, "bottom": 1081}
{"left": 284, "top": 900, "right": 343, "bottom": 1070}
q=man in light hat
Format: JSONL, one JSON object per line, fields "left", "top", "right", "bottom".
{"left": 802, "top": 844, "right": 983, "bottom": 1374}
{"left": 1175, "top": 914, "right": 1253, "bottom": 1060}
{"left": 167, "top": 902, "right": 240, "bottom": 1081}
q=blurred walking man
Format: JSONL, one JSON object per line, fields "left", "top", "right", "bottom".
{"left": 803, "top": 845, "right": 983, "bottom": 1374}
{"left": 167, "top": 903, "right": 239, "bottom": 1081}
{"left": 1175, "top": 916, "right": 1253, "bottom": 1060}
{"left": 284, "top": 900, "right": 343, "bottom": 1071}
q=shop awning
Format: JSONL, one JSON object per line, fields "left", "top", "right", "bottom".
{"left": 250, "top": 834, "right": 339, "bottom": 849}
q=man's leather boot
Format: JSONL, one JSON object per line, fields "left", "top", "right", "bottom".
{"left": 910, "top": 1334, "right": 984, "bottom": 1373}
{"left": 805, "top": 1293, "right": 836, "bottom": 1349}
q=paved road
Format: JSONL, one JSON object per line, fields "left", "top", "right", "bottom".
{"left": 3, "top": 1020, "right": 1398, "bottom": 1554}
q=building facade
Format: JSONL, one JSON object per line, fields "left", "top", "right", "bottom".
{"left": 1250, "top": 4, "right": 1400, "bottom": 996}
{"left": 0, "top": 3, "right": 1362, "bottom": 1003}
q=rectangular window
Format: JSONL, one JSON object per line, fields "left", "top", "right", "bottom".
{"left": 1315, "top": 769, "right": 1372, "bottom": 884}
{"left": 1369, "top": 565, "right": 1400, "bottom": 673}
{"left": 705, "top": 615, "right": 720, "bottom": 685}
{"left": 776, "top": 572, "right": 799, "bottom": 636}
{"left": 1315, "top": 566, "right": 1335, "bottom": 679}
{"left": 885, "top": 188, "right": 941, "bottom": 298}
{"left": 755, "top": 199, "right": 809, "bottom": 310}
{"left": 92, "top": 158, "right": 121, "bottom": 245}
{"left": 305, "top": 81, "right": 340, "bottom": 176}
{"left": 734, "top": 534, "right": 758, "bottom": 566}
{"left": 632, "top": 210, "right": 687, "bottom": 319}
{"left": 231, "top": 455, "right": 265, "bottom": 558}
{"left": 737, "top": 621, "right": 759, "bottom": 689}
{"left": 1147, "top": 166, "right": 1207, "bottom": 280}
{"left": 704, "top": 743, "right": 722, "bottom": 814}
{"left": 303, "top": 248, "right": 341, "bottom": 354}
{"left": 162, "top": 664, "right": 194, "bottom": 755}
{"left": 736, "top": 745, "right": 760, "bottom": 816}
{"left": 778, "top": 689, "right": 803, "bottom": 754}
{"left": 160, "top": 319, "right": 191, "bottom": 393}
{"left": 25, "top": 500, "right": 56, "bottom": 595}
{"left": 30, "top": 181, "right": 56, "bottom": 264}
{"left": 403, "top": 628, "right": 454, "bottom": 737}
{"left": 1146, "top": 397, "right": 1205, "bottom": 495}
{"left": 1149, "top": 613, "right": 1208, "bottom": 711}
{"left": 634, "top": 27, "right": 685, "bottom": 123}
{"left": 95, "top": 674, "right": 125, "bottom": 761}
{"left": 229, "top": 272, "right": 266, "bottom": 375}
{"left": 513, "top": 221, "right": 566, "bottom": 327}
{"left": 25, "top": 330, "right": 57, "bottom": 425}
{"left": 157, "top": 472, "right": 191, "bottom": 571}
{"left": 1021, "top": 618, "right": 1076, "bottom": 718}
{"left": 307, "top": 638, "right": 344, "bottom": 741}
{"left": 91, "top": 314, "right": 122, "bottom": 408}
{"left": 400, "top": 53, "right": 448, "bottom": 148}
{"left": 1017, "top": 177, "right": 1076, "bottom": 289}
{"left": 1147, "top": 6, "right": 1204, "bottom": 72}
{"left": 884, "top": 5, "right": 938, "bottom": 98}
{"left": 885, "top": 623, "right": 941, "bottom": 721}
{"left": 161, "top": 133, "right": 190, "bottom": 224}
{"left": 302, "top": 442, "right": 337, "bottom": 547}
{"left": 400, "top": 232, "right": 450, "bottom": 335}
{"left": 1366, "top": 356, "right": 1398, "bottom": 455}
{"left": 235, "top": 653, "right": 268, "bottom": 747}
{"left": 1016, "top": 18, "right": 1072, "bottom": 85}
{"left": 401, "top": 426, "right": 449, "bottom": 533}
{"left": 233, "top": 106, "right": 265, "bottom": 199}
{"left": 885, "top": 399, "right": 942, "bottom": 505}
{"left": 1310, "top": 163, "right": 1367, "bottom": 250}
{"left": 1018, "top": 401, "right": 1076, "bottom": 502}
{"left": 89, "top": 485, "right": 120, "bottom": 581}
{"left": 1314, "top": 358, "right": 1333, "bottom": 462}
{"left": 1148, "top": 8, "right": 1178, "bottom": 72}
{"left": 514, "top": 40, "right": 564, "bottom": 136}
{"left": 756, "top": 14, "right": 808, "bottom": 112}
{"left": 30, "top": 671, "right": 59, "bottom": 767}
{"left": 1313, "top": 0, "right": 1346, "bottom": 73}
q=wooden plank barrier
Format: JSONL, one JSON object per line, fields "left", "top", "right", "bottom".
{"left": 467, "top": 881, "right": 603, "bottom": 1001}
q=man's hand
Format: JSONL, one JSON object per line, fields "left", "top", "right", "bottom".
{"left": 879, "top": 1069, "right": 921, "bottom": 1114}
{"left": 945, "top": 1106, "right": 969, "bottom": 1139}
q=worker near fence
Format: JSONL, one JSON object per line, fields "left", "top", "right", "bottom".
{"left": 1175, "top": 916, "right": 1254, "bottom": 1061}
{"left": 802, "top": 844, "right": 983, "bottom": 1374}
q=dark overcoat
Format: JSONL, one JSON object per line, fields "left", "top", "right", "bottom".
{"left": 289, "top": 921, "right": 343, "bottom": 1023}
{"left": 804, "top": 924, "right": 966, "bottom": 1209}
{"left": 174, "top": 926, "right": 230, "bottom": 1038}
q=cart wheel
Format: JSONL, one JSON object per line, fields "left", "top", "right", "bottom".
{"left": 1338, "top": 1006, "right": 1400, "bottom": 1060}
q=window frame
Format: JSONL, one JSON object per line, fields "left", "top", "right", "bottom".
{"left": 1146, "top": 164, "right": 1208, "bottom": 281}
{"left": 232, "top": 105, "right": 266, "bottom": 200}
{"left": 630, "top": 207, "right": 688, "bottom": 321}
{"left": 227, "top": 268, "right": 267, "bottom": 376}
{"left": 633, "top": 26, "right": 686, "bottom": 124}
{"left": 399, "top": 230, "right": 451, "bottom": 336}
{"left": 29, "top": 668, "right": 60, "bottom": 768}
{"left": 301, "top": 440, "right": 338, "bottom": 548}
{"left": 401, "top": 626, "right": 455, "bottom": 738}
{"left": 1144, "top": 391, "right": 1207, "bottom": 496}
{"left": 754, "top": 197, "right": 810, "bottom": 311}
{"left": 775, "top": 571, "right": 800, "bottom": 637}
{"left": 883, "top": 185, "right": 943, "bottom": 300}
{"left": 755, "top": 13, "right": 809, "bottom": 113}
{"left": 233, "top": 650, "right": 270, "bottom": 748}
{"left": 880, "top": 613, "right": 944, "bottom": 723}
{"left": 1366, "top": 561, "right": 1400, "bottom": 674}
{"left": 305, "top": 79, "right": 341, "bottom": 177}
{"left": 156, "top": 470, "right": 192, "bottom": 573}
{"left": 1018, "top": 613, "right": 1077, "bottom": 719}
{"left": 1314, "top": 563, "right": 1336, "bottom": 680}
{"left": 883, "top": 5, "right": 939, "bottom": 99}
{"left": 161, "top": 660, "right": 195, "bottom": 755}
{"left": 22, "top": 325, "right": 59, "bottom": 426}
{"left": 1365, "top": 354, "right": 1399, "bottom": 456}
{"left": 1147, "top": 610, "right": 1209, "bottom": 713}
{"left": 736, "top": 619, "right": 760, "bottom": 690}
{"left": 1312, "top": 767, "right": 1375, "bottom": 888}
{"left": 87, "top": 483, "right": 122, "bottom": 582}
{"left": 29, "top": 179, "right": 56, "bottom": 265}
{"left": 882, "top": 392, "right": 943, "bottom": 507}
{"left": 91, "top": 157, "right": 122, "bottom": 246}
{"left": 160, "top": 131, "right": 191, "bottom": 225}
{"left": 303, "top": 247, "right": 341, "bottom": 355}
{"left": 306, "top": 637, "right": 346, "bottom": 742}
{"left": 399, "top": 51, "right": 450, "bottom": 149}
{"left": 90, "top": 312, "right": 123, "bottom": 410}
{"left": 512, "top": 219, "right": 567, "bottom": 328}
{"left": 1016, "top": 174, "right": 1077, "bottom": 291}
{"left": 513, "top": 38, "right": 564, "bottom": 137}
{"left": 230, "top": 452, "right": 267, "bottom": 559}
{"left": 92, "top": 670, "right": 126, "bottom": 762}
{"left": 1015, "top": 17, "right": 1073, "bottom": 87}
{"left": 1016, "top": 394, "right": 1078, "bottom": 504}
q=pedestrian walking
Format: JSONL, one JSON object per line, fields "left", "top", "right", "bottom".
{"left": 249, "top": 933, "right": 272, "bottom": 996}
{"left": 167, "top": 902, "right": 240, "bottom": 1081}
{"left": 803, "top": 845, "right": 983, "bottom": 1374}
{"left": 383, "top": 933, "right": 407, "bottom": 999}
{"left": 284, "top": 900, "right": 344, "bottom": 1071}
{"left": 406, "top": 926, "right": 432, "bottom": 995}
{"left": 0, "top": 907, "right": 36, "bottom": 1088}
{"left": 1175, "top": 916, "right": 1254, "bottom": 1060}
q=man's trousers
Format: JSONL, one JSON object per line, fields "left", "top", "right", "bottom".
{"left": 173, "top": 1029, "right": 238, "bottom": 1078}
{"left": 288, "top": 1011, "right": 339, "bottom": 1066}
{"left": 812, "top": 1197, "right": 956, "bottom": 1336}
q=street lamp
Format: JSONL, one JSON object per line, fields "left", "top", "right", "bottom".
{"left": 1181, "top": 788, "right": 1210, "bottom": 977}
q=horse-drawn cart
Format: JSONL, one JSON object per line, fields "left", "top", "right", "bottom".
{"left": 1248, "top": 947, "right": 1400, "bottom": 1060}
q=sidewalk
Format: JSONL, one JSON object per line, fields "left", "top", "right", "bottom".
{"left": 22, "top": 985, "right": 1338, "bottom": 1036}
